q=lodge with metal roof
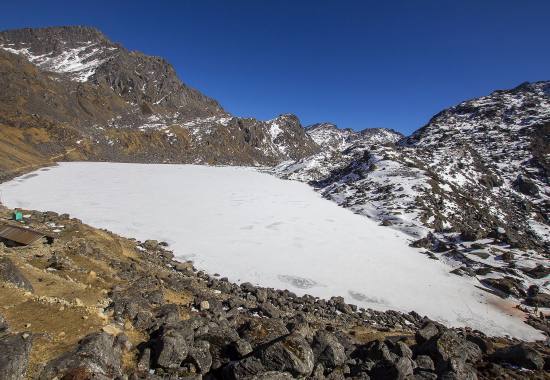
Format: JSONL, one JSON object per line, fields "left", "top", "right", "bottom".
{"left": 0, "top": 223, "right": 53, "bottom": 247}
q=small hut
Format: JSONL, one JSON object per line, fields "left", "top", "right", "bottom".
{"left": 0, "top": 224, "right": 53, "bottom": 247}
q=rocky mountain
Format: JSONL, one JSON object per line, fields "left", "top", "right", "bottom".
{"left": 0, "top": 26, "right": 319, "bottom": 176}
{"left": 307, "top": 123, "right": 403, "bottom": 151}
{"left": 273, "top": 81, "right": 550, "bottom": 313}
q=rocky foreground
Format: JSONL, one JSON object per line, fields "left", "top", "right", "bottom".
{"left": 0, "top": 207, "right": 549, "bottom": 379}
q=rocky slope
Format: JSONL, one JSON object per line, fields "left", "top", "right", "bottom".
{"left": 0, "top": 26, "right": 319, "bottom": 177}
{"left": 272, "top": 82, "right": 550, "bottom": 324}
{"left": 0, "top": 207, "right": 549, "bottom": 379}
{"left": 307, "top": 123, "right": 403, "bottom": 151}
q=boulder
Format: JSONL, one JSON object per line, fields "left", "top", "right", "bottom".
{"left": 415, "top": 330, "right": 481, "bottom": 373}
{"left": 238, "top": 318, "right": 289, "bottom": 348}
{"left": 523, "top": 264, "right": 550, "bottom": 279}
{"left": 370, "top": 357, "right": 414, "bottom": 380}
{"left": 39, "top": 332, "right": 123, "bottom": 379}
{"left": 0, "top": 257, "right": 33, "bottom": 291}
{"left": 143, "top": 239, "right": 160, "bottom": 250}
{"left": 223, "top": 356, "right": 266, "bottom": 379}
{"left": 358, "top": 340, "right": 397, "bottom": 363}
{"left": 0, "top": 333, "right": 33, "bottom": 380}
{"left": 195, "top": 322, "right": 240, "bottom": 370}
{"left": 415, "top": 321, "right": 443, "bottom": 344}
{"left": 260, "top": 333, "right": 315, "bottom": 377}
{"left": 153, "top": 324, "right": 194, "bottom": 369}
{"left": 513, "top": 175, "right": 539, "bottom": 196}
{"left": 185, "top": 340, "right": 212, "bottom": 374}
{"left": 524, "top": 292, "right": 550, "bottom": 308}
{"left": 391, "top": 341, "right": 413, "bottom": 359}
{"left": 312, "top": 330, "right": 346, "bottom": 368}
{"left": 480, "top": 277, "right": 526, "bottom": 298}
{"left": 47, "top": 254, "right": 74, "bottom": 271}
{"left": 415, "top": 355, "right": 435, "bottom": 371}
{"left": 330, "top": 296, "right": 353, "bottom": 314}
{"left": 490, "top": 343, "right": 544, "bottom": 370}
{"left": 258, "top": 302, "right": 281, "bottom": 318}
{"left": 229, "top": 339, "right": 254, "bottom": 360}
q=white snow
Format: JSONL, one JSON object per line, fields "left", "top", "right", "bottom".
{"left": 0, "top": 42, "right": 113, "bottom": 82}
{"left": 0, "top": 162, "right": 543, "bottom": 340}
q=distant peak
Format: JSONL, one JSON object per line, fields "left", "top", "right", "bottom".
{"left": 0, "top": 25, "right": 110, "bottom": 44}
{"left": 307, "top": 122, "right": 338, "bottom": 131}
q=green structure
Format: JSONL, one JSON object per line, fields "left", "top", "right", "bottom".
{"left": 12, "top": 211, "right": 23, "bottom": 221}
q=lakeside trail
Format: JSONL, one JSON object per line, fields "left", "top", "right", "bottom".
{"left": 0, "top": 206, "right": 549, "bottom": 379}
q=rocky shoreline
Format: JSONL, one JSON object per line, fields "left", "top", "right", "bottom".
{"left": 0, "top": 207, "right": 549, "bottom": 379}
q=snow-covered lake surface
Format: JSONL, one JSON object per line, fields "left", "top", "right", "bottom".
{"left": 0, "top": 162, "right": 542, "bottom": 340}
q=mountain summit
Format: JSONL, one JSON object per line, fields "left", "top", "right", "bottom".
{"left": 0, "top": 26, "right": 321, "bottom": 171}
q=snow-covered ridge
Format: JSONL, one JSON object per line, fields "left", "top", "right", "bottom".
{"left": 0, "top": 41, "right": 116, "bottom": 82}
{"left": 271, "top": 81, "right": 550, "bottom": 327}
{"left": 306, "top": 122, "right": 403, "bottom": 150}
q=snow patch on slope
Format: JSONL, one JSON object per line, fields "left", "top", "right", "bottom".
{"left": 0, "top": 41, "right": 115, "bottom": 82}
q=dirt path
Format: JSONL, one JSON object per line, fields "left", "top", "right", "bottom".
{"left": 8, "top": 147, "right": 78, "bottom": 175}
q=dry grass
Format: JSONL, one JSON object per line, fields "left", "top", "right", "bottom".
{"left": 0, "top": 207, "right": 198, "bottom": 378}
{"left": 347, "top": 324, "right": 415, "bottom": 345}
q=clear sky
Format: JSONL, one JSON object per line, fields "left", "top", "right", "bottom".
{"left": 1, "top": 1, "right": 549, "bottom": 135}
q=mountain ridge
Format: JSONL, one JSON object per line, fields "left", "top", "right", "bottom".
{"left": 0, "top": 25, "right": 321, "bottom": 173}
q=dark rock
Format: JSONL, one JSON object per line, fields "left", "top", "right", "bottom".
{"left": 329, "top": 296, "right": 354, "bottom": 314}
{"left": 490, "top": 343, "right": 544, "bottom": 370}
{"left": 391, "top": 341, "right": 413, "bottom": 359}
{"left": 414, "top": 355, "right": 434, "bottom": 371}
{"left": 474, "top": 267, "right": 492, "bottom": 276}
{"left": 153, "top": 324, "right": 194, "bottom": 369}
{"left": 465, "top": 334, "right": 493, "bottom": 354}
{"left": 358, "top": 340, "right": 397, "bottom": 363}
{"left": 229, "top": 339, "right": 254, "bottom": 360}
{"left": 39, "top": 332, "right": 123, "bottom": 379}
{"left": 525, "top": 292, "right": 550, "bottom": 308}
{"left": 255, "top": 288, "right": 268, "bottom": 303}
{"left": 143, "top": 239, "right": 160, "bottom": 250}
{"left": 0, "top": 314, "right": 7, "bottom": 333}
{"left": 223, "top": 356, "right": 266, "bottom": 379}
{"left": 513, "top": 175, "right": 539, "bottom": 196}
{"left": 239, "top": 319, "right": 289, "bottom": 348}
{"left": 312, "top": 330, "right": 346, "bottom": 368}
{"left": 415, "top": 330, "right": 481, "bottom": 373}
{"left": 0, "top": 332, "right": 32, "bottom": 380}
{"left": 480, "top": 277, "right": 526, "bottom": 298}
{"left": 195, "top": 322, "right": 240, "bottom": 370}
{"left": 185, "top": 340, "right": 212, "bottom": 374}
{"left": 258, "top": 302, "right": 281, "bottom": 318}
{"left": 450, "top": 267, "right": 475, "bottom": 277}
{"left": 415, "top": 321, "right": 442, "bottom": 344}
{"left": 500, "top": 251, "right": 514, "bottom": 262}
{"left": 47, "top": 254, "right": 74, "bottom": 270}
{"left": 414, "top": 369, "right": 437, "bottom": 379}
{"left": 260, "top": 333, "right": 314, "bottom": 377}
{"left": 370, "top": 357, "right": 414, "bottom": 380}
{"left": 527, "top": 284, "right": 540, "bottom": 297}
{"left": 410, "top": 233, "right": 449, "bottom": 252}
{"left": 0, "top": 257, "right": 33, "bottom": 291}
{"left": 137, "top": 347, "right": 151, "bottom": 372}
{"left": 523, "top": 264, "right": 550, "bottom": 279}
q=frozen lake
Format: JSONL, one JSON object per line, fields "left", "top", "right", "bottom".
{"left": 0, "top": 162, "right": 541, "bottom": 339}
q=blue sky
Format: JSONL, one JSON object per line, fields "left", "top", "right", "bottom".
{"left": 1, "top": 1, "right": 549, "bottom": 135}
